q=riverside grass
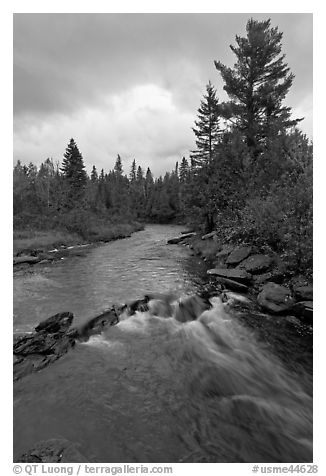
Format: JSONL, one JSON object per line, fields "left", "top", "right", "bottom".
{"left": 13, "top": 221, "right": 144, "bottom": 256}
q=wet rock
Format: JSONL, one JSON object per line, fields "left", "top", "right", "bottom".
{"left": 13, "top": 256, "right": 41, "bottom": 265}
{"left": 13, "top": 355, "right": 49, "bottom": 381}
{"left": 238, "top": 254, "right": 273, "bottom": 274}
{"left": 201, "top": 231, "right": 217, "bottom": 240}
{"left": 78, "top": 308, "right": 119, "bottom": 339}
{"left": 253, "top": 269, "right": 285, "bottom": 286}
{"left": 222, "top": 291, "right": 251, "bottom": 305}
{"left": 226, "top": 246, "right": 254, "bottom": 266}
{"left": 13, "top": 312, "right": 76, "bottom": 381}
{"left": 16, "top": 438, "right": 87, "bottom": 463}
{"left": 35, "top": 311, "right": 73, "bottom": 334}
{"left": 215, "top": 245, "right": 234, "bottom": 259}
{"left": 210, "top": 276, "right": 249, "bottom": 293}
{"left": 127, "top": 296, "right": 151, "bottom": 315}
{"left": 174, "top": 295, "right": 210, "bottom": 323}
{"left": 293, "top": 286, "right": 313, "bottom": 301}
{"left": 291, "top": 301, "right": 313, "bottom": 323}
{"left": 257, "top": 283, "right": 294, "bottom": 314}
{"left": 207, "top": 268, "right": 252, "bottom": 284}
{"left": 167, "top": 233, "right": 196, "bottom": 244}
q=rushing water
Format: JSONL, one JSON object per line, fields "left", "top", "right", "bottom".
{"left": 13, "top": 225, "right": 313, "bottom": 463}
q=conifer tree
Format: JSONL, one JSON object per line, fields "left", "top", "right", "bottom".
{"left": 215, "top": 18, "right": 302, "bottom": 155}
{"left": 191, "top": 81, "right": 221, "bottom": 166}
{"left": 60, "top": 138, "right": 87, "bottom": 206}
{"left": 61, "top": 139, "right": 87, "bottom": 187}
{"left": 129, "top": 159, "right": 137, "bottom": 182}
{"left": 114, "top": 154, "right": 123, "bottom": 176}
{"left": 179, "top": 157, "right": 189, "bottom": 183}
{"left": 90, "top": 165, "right": 98, "bottom": 182}
{"left": 136, "top": 165, "right": 144, "bottom": 182}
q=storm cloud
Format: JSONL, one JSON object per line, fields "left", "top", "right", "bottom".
{"left": 13, "top": 13, "right": 312, "bottom": 176}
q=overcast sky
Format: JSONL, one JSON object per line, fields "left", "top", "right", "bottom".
{"left": 13, "top": 13, "right": 313, "bottom": 177}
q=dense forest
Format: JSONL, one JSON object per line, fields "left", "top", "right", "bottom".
{"left": 13, "top": 19, "right": 312, "bottom": 275}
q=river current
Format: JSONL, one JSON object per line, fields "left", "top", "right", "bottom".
{"left": 13, "top": 225, "right": 313, "bottom": 463}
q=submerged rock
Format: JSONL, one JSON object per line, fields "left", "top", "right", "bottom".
{"left": 16, "top": 438, "right": 87, "bottom": 463}
{"left": 257, "top": 283, "right": 294, "bottom": 314}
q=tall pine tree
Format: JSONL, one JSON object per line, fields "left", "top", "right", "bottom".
{"left": 215, "top": 18, "right": 302, "bottom": 155}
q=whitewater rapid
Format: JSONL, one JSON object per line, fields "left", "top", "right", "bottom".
{"left": 79, "top": 296, "right": 312, "bottom": 462}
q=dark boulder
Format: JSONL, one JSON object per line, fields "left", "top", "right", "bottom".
{"left": 127, "top": 296, "right": 151, "bottom": 315}
{"left": 253, "top": 269, "right": 285, "bottom": 286}
{"left": 35, "top": 311, "right": 73, "bottom": 334}
{"left": 207, "top": 268, "right": 253, "bottom": 284}
{"left": 257, "top": 282, "right": 294, "bottom": 314}
{"left": 174, "top": 295, "right": 210, "bottom": 323}
{"left": 238, "top": 254, "right": 273, "bottom": 274}
{"left": 16, "top": 438, "right": 87, "bottom": 463}
{"left": 78, "top": 308, "right": 119, "bottom": 339}
{"left": 291, "top": 301, "right": 313, "bottom": 323}
{"left": 293, "top": 285, "right": 313, "bottom": 301}
{"left": 13, "top": 311, "right": 76, "bottom": 381}
{"left": 226, "top": 246, "right": 254, "bottom": 266}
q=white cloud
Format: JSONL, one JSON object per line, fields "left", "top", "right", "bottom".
{"left": 13, "top": 84, "right": 196, "bottom": 176}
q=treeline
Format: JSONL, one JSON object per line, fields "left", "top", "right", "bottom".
{"left": 13, "top": 18, "right": 312, "bottom": 274}
{"left": 13, "top": 140, "right": 183, "bottom": 236}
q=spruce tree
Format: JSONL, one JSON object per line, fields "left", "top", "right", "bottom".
{"left": 61, "top": 139, "right": 87, "bottom": 186}
{"left": 179, "top": 157, "right": 189, "bottom": 183}
{"left": 129, "top": 159, "right": 137, "bottom": 182}
{"left": 136, "top": 165, "right": 144, "bottom": 182}
{"left": 114, "top": 154, "right": 123, "bottom": 176}
{"left": 60, "top": 138, "right": 87, "bottom": 206}
{"left": 90, "top": 165, "right": 98, "bottom": 182}
{"left": 191, "top": 81, "right": 221, "bottom": 166}
{"left": 215, "top": 18, "right": 302, "bottom": 155}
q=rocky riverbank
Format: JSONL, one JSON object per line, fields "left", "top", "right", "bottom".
{"left": 168, "top": 230, "right": 313, "bottom": 324}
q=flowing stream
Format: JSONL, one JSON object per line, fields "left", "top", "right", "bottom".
{"left": 13, "top": 225, "right": 313, "bottom": 463}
